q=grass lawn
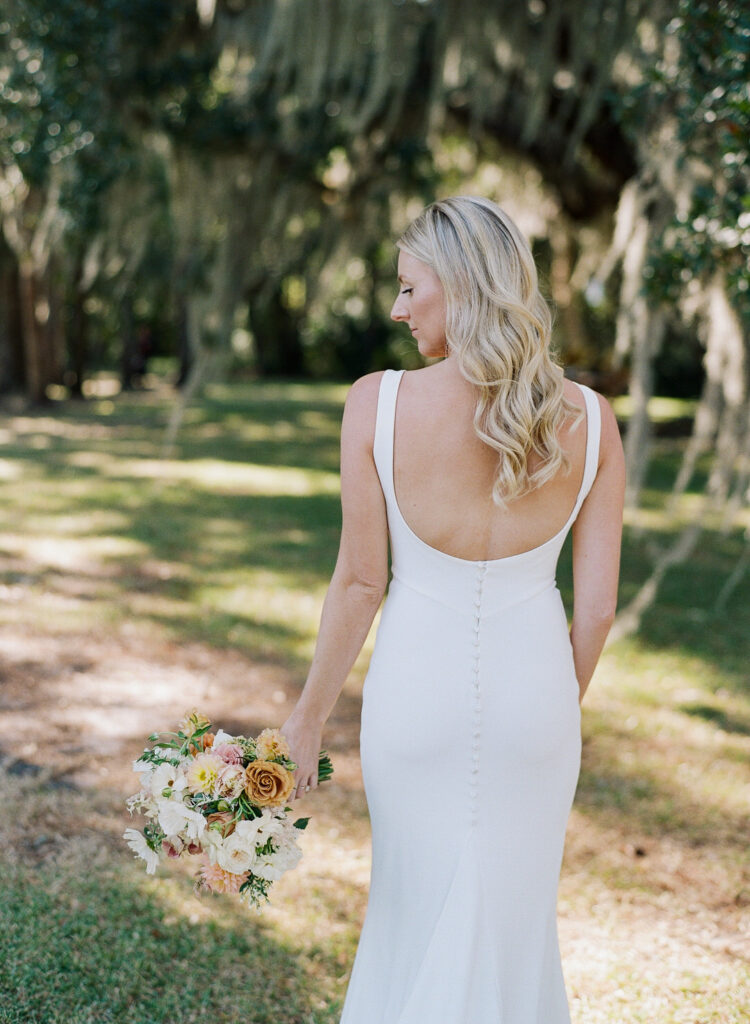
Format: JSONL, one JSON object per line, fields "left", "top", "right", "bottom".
{"left": 0, "top": 375, "right": 747, "bottom": 1023}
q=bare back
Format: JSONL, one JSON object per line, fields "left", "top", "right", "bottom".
{"left": 393, "top": 360, "right": 591, "bottom": 562}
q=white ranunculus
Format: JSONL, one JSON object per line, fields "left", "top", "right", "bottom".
{"left": 123, "top": 828, "right": 160, "bottom": 875}
{"left": 156, "top": 797, "right": 206, "bottom": 840}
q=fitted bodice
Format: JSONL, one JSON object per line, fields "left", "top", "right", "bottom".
{"left": 372, "top": 368, "right": 601, "bottom": 616}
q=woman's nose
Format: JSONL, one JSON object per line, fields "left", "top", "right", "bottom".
{"left": 391, "top": 296, "right": 408, "bottom": 321}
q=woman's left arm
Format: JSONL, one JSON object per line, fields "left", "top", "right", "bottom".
{"left": 281, "top": 371, "right": 389, "bottom": 798}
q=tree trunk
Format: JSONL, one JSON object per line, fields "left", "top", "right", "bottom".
{"left": 17, "top": 260, "right": 51, "bottom": 403}
{"left": 0, "top": 251, "right": 24, "bottom": 393}
{"left": 119, "top": 295, "right": 137, "bottom": 391}
{"left": 250, "top": 287, "right": 305, "bottom": 378}
{"left": 176, "top": 291, "right": 192, "bottom": 388}
{"left": 67, "top": 286, "right": 88, "bottom": 398}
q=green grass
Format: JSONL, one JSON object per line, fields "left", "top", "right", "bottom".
{"left": 0, "top": 772, "right": 346, "bottom": 1024}
{"left": 0, "top": 378, "right": 748, "bottom": 1023}
{"left": 0, "top": 382, "right": 347, "bottom": 665}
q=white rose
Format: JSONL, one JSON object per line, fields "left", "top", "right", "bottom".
{"left": 251, "top": 833, "right": 302, "bottom": 881}
{"left": 215, "top": 829, "right": 256, "bottom": 874}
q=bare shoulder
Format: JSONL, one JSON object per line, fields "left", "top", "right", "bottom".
{"left": 562, "top": 377, "right": 586, "bottom": 410}
{"left": 563, "top": 379, "right": 622, "bottom": 467}
{"left": 342, "top": 371, "right": 386, "bottom": 445}
{"left": 346, "top": 370, "right": 385, "bottom": 405}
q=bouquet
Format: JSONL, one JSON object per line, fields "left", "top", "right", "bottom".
{"left": 124, "top": 710, "right": 333, "bottom": 908}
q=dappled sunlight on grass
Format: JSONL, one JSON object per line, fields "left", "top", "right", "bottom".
{"left": 67, "top": 450, "right": 342, "bottom": 495}
{"left": 611, "top": 394, "right": 699, "bottom": 422}
{"left": 0, "top": 383, "right": 345, "bottom": 663}
{"left": 0, "top": 381, "right": 748, "bottom": 1022}
{"left": 578, "top": 644, "right": 750, "bottom": 842}
{"left": 0, "top": 531, "right": 148, "bottom": 570}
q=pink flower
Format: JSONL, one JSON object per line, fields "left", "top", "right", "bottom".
{"left": 213, "top": 743, "right": 244, "bottom": 765}
{"left": 218, "top": 763, "right": 246, "bottom": 799}
{"left": 199, "top": 857, "right": 248, "bottom": 895}
{"left": 163, "top": 837, "right": 184, "bottom": 858}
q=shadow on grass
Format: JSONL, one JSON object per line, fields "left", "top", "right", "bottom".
{"left": 4, "top": 380, "right": 748, "bottom": 687}
{"left": 574, "top": 704, "right": 749, "bottom": 853}
{"left": 0, "top": 861, "right": 341, "bottom": 1024}
{"left": 0, "top": 768, "right": 345, "bottom": 1024}
{"left": 678, "top": 703, "right": 750, "bottom": 737}
{"left": 1, "top": 381, "right": 749, "bottom": 862}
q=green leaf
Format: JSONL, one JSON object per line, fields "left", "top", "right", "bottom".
{"left": 293, "top": 817, "right": 310, "bottom": 830}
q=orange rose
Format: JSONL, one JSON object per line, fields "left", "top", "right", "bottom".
{"left": 244, "top": 760, "right": 295, "bottom": 807}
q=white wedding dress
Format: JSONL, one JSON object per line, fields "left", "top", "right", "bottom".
{"left": 339, "top": 369, "right": 601, "bottom": 1024}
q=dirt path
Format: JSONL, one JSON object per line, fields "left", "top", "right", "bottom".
{"left": 0, "top": 621, "right": 366, "bottom": 819}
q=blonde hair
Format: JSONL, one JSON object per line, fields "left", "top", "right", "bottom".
{"left": 397, "top": 195, "right": 583, "bottom": 508}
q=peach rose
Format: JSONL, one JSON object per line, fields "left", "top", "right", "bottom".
{"left": 205, "top": 811, "right": 236, "bottom": 838}
{"left": 244, "top": 760, "right": 295, "bottom": 807}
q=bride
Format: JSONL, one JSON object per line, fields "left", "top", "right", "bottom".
{"left": 282, "top": 195, "right": 625, "bottom": 1023}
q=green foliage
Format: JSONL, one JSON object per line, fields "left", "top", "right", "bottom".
{"left": 1, "top": 1, "right": 745, "bottom": 392}
{"left": 1, "top": 0, "right": 172, "bottom": 203}
{"left": 617, "top": 0, "right": 750, "bottom": 319}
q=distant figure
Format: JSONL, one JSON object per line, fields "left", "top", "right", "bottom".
{"left": 282, "top": 196, "right": 625, "bottom": 1023}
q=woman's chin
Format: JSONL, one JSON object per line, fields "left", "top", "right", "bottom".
{"left": 416, "top": 339, "right": 446, "bottom": 360}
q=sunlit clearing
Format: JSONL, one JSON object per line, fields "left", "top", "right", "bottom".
{"left": 0, "top": 533, "right": 147, "bottom": 570}
{"left": 64, "top": 453, "right": 341, "bottom": 496}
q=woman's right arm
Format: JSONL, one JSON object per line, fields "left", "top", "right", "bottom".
{"left": 280, "top": 372, "right": 389, "bottom": 798}
{"left": 569, "top": 393, "right": 626, "bottom": 701}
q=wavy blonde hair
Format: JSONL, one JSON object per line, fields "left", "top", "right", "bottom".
{"left": 397, "top": 195, "right": 583, "bottom": 508}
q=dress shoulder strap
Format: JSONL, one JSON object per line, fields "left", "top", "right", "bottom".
{"left": 373, "top": 368, "right": 405, "bottom": 502}
{"left": 573, "top": 382, "right": 602, "bottom": 509}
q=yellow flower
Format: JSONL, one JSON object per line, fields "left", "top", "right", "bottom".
{"left": 244, "top": 760, "right": 295, "bottom": 807}
{"left": 255, "top": 728, "right": 291, "bottom": 761}
{"left": 186, "top": 752, "right": 225, "bottom": 795}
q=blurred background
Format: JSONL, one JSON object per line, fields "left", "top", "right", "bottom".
{"left": 0, "top": 2, "right": 748, "bottom": 1022}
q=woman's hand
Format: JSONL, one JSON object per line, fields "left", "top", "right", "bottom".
{"left": 281, "top": 711, "right": 324, "bottom": 801}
